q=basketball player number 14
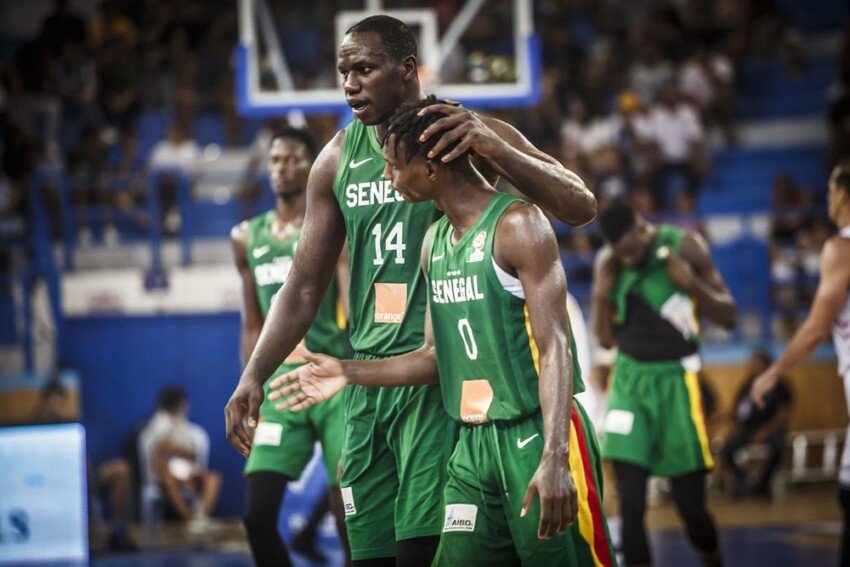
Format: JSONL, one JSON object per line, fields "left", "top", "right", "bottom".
{"left": 372, "top": 222, "right": 406, "bottom": 265}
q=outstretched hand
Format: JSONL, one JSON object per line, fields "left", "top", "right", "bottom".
{"left": 418, "top": 103, "right": 506, "bottom": 163}
{"left": 750, "top": 368, "right": 779, "bottom": 409}
{"left": 268, "top": 348, "right": 348, "bottom": 412}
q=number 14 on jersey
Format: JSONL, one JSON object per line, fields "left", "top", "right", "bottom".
{"left": 372, "top": 222, "right": 406, "bottom": 266}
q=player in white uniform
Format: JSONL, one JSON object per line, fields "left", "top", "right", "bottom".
{"left": 752, "top": 164, "right": 850, "bottom": 566}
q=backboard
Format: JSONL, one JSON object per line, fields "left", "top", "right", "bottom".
{"left": 235, "top": 0, "right": 540, "bottom": 117}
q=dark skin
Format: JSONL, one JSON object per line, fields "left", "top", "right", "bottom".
{"left": 592, "top": 217, "right": 738, "bottom": 350}
{"left": 230, "top": 136, "right": 350, "bottom": 561}
{"left": 269, "top": 137, "right": 579, "bottom": 540}
{"left": 225, "top": 30, "right": 596, "bottom": 456}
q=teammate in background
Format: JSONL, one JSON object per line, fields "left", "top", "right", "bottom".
{"left": 225, "top": 15, "right": 596, "bottom": 566}
{"left": 751, "top": 164, "right": 850, "bottom": 566}
{"left": 270, "top": 97, "right": 614, "bottom": 566}
{"left": 230, "top": 128, "right": 350, "bottom": 567}
{"left": 592, "top": 202, "right": 737, "bottom": 566}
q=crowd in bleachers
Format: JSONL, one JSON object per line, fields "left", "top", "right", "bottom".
{"left": 0, "top": 0, "right": 845, "bottom": 328}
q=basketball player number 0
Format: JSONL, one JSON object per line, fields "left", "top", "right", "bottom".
{"left": 458, "top": 318, "right": 478, "bottom": 360}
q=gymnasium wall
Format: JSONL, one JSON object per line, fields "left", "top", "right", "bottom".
{"left": 65, "top": 313, "right": 246, "bottom": 518}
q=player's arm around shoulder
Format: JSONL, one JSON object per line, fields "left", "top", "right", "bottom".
{"left": 478, "top": 116, "right": 596, "bottom": 227}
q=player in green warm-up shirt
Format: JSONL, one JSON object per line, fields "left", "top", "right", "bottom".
{"left": 225, "top": 15, "right": 597, "bottom": 565}
{"left": 231, "top": 128, "right": 349, "bottom": 566}
{"left": 269, "top": 97, "right": 616, "bottom": 566}
{"left": 592, "top": 202, "right": 737, "bottom": 566}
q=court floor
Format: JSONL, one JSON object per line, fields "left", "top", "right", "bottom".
{"left": 90, "top": 486, "right": 841, "bottom": 567}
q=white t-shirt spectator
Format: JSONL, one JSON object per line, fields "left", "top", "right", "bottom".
{"left": 629, "top": 60, "right": 675, "bottom": 104}
{"left": 561, "top": 116, "right": 619, "bottom": 156}
{"left": 138, "top": 410, "right": 209, "bottom": 484}
{"left": 648, "top": 102, "right": 704, "bottom": 163}
{"left": 149, "top": 139, "right": 201, "bottom": 177}
{"left": 679, "top": 54, "right": 734, "bottom": 109}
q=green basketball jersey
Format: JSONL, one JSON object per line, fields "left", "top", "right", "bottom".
{"left": 247, "top": 211, "right": 347, "bottom": 370}
{"left": 428, "top": 193, "right": 585, "bottom": 424}
{"left": 609, "top": 224, "right": 700, "bottom": 347}
{"left": 334, "top": 120, "right": 442, "bottom": 356}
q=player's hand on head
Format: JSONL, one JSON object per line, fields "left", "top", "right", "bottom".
{"left": 521, "top": 451, "right": 577, "bottom": 540}
{"left": 224, "top": 380, "right": 264, "bottom": 458}
{"left": 417, "top": 103, "right": 505, "bottom": 163}
{"left": 664, "top": 249, "right": 696, "bottom": 291}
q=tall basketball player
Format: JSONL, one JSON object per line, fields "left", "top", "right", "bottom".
{"left": 751, "top": 164, "right": 850, "bottom": 566}
{"left": 225, "top": 15, "right": 596, "bottom": 566}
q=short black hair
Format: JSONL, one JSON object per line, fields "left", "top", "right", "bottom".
{"left": 41, "top": 379, "right": 67, "bottom": 399}
{"left": 157, "top": 385, "right": 188, "bottom": 412}
{"left": 346, "top": 15, "right": 417, "bottom": 62}
{"left": 598, "top": 201, "right": 637, "bottom": 243}
{"left": 383, "top": 95, "right": 469, "bottom": 170}
{"left": 270, "top": 128, "right": 317, "bottom": 160}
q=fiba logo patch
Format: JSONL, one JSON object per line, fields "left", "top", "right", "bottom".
{"left": 443, "top": 503, "right": 477, "bottom": 532}
{"left": 467, "top": 231, "right": 487, "bottom": 263}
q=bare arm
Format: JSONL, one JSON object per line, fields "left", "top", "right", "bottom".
{"left": 673, "top": 232, "right": 738, "bottom": 330}
{"left": 495, "top": 203, "right": 577, "bottom": 538}
{"left": 418, "top": 104, "right": 597, "bottom": 226}
{"left": 230, "top": 222, "right": 264, "bottom": 366}
{"left": 225, "top": 132, "right": 347, "bottom": 455}
{"left": 336, "top": 243, "right": 351, "bottom": 317}
{"left": 753, "top": 238, "right": 850, "bottom": 405}
{"left": 591, "top": 249, "right": 618, "bottom": 349}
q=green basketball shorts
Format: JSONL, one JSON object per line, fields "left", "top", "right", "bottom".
{"left": 601, "top": 352, "right": 714, "bottom": 477}
{"left": 434, "top": 401, "right": 616, "bottom": 566}
{"left": 244, "top": 364, "right": 345, "bottom": 484}
{"left": 340, "top": 352, "right": 458, "bottom": 561}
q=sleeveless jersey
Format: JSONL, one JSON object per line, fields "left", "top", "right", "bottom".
{"left": 428, "top": 193, "right": 585, "bottom": 423}
{"left": 334, "top": 120, "right": 442, "bottom": 356}
{"left": 247, "top": 211, "right": 347, "bottom": 369}
{"left": 610, "top": 225, "right": 700, "bottom": 355}
{"left": 833, "top": 227, "right": 850, "bottom": 376}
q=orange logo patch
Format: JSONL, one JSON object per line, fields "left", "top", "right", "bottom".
{"left": 374, "top": 283, "right": 407, "bottom": 324}
{"left": 460, "top": 380, "right": 493, "bottom": 424}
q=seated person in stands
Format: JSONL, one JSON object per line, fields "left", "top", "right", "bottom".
{"left": 32, "top": 379, "right": 137, "bottom": 551}
{"left": 139, "top": 385, "right": 221, "bottom": 530}
{"left": 721, "top": 351, "right": 793, "bottom": 498}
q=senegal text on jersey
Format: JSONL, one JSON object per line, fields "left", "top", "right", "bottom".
{"left": 345, "top": 180, "right": 405, "bottom": 208}
{"left": 431, "top": 276, "right": 485, "bottom": 304}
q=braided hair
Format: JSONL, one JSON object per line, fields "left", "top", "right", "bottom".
{"left": 383, "top": 95, "right": 470, "bottom": 170}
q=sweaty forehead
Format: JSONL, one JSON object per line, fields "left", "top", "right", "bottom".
{"left": 338, "top": 32, "right": 389, "bottom": 62}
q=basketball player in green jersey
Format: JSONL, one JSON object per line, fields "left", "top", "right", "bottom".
{"left": 268, "top": 97, "right": 615, "bottom": 566}
{"left": 592, "top": 202, "right": 737, "bottom": 566}
{"left": 225, "top": 15, "right": 596, "bottom": 565}
{"left": 231, "top": 128, "right": 350, "bottom": 566}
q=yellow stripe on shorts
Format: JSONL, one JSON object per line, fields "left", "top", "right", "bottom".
{"left": 684, "top": 371, "right": 714, "bottom": 468}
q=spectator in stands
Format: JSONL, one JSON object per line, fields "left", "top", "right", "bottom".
{"left": 649, "top": 82, "right": 707, "bottom": 208}
{"left": 629, "top": 41, "right": 675, "bottom": 105}
{"left": 40, "top": 0, "right": 87, "bottom": 60}
{"left": 148, "top": 120, "right": 200, "bottom": 234}
{"left": 32, "top": 379, "right": 138, "bottom": 551}
{"left": 67, "top": 125, "right": 117, "bottom": 246}
{"left": 138, "top": 385, "right": 222, "bottom": 532}
{"left": 107, "top": 126, "right": 148, "bottom": 232}
{"left": 721, "top": 351, "right": 793, "bottom": 499}
{"left": 679, "top": 42, "right": 737, "bottom": 145}
{"left": 95, "top": 30, "right": 142, "bottom": 133}
{"left": 47, "top": 41, "right": 101, "bottom": 155}
{"left": 32, "top": 378, "right": 73, "bottom": 424}
{"left": 614, "top": 90, "right": 658, "bottom": 186}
